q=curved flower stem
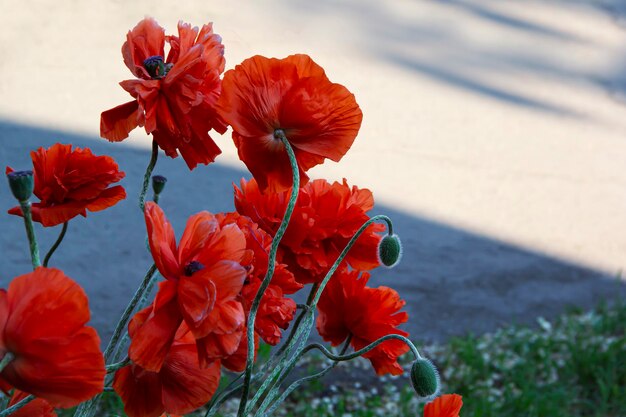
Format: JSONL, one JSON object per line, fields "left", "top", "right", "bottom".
{"left": 204, "top": 373, "right": 245, "bottom": 417}
{"left": 245, "top": 314, "right": 314, "bottom": 415}
{"left": 19, "top": 201, "right": 40, "bottom": 269}
{"left": 310, "top": 215, "right": 393, "bottom": 310}
{"left": 0, "top": 353, "right": 14, "bottom": 373}
{"left": 237, "top": 131, "right": 300, "bottom": 417}
{"left": 111, "top": 270, "right": 160, "bottom": 363}
{"left": 103, "top": 264, "right": 158, "bottom": 363}
{"left": 0, "top": 395, "right": 34, "bottom": 417}
{"left": 105, "top": 357, "right": 130, "bottom": 373}
{"left": 42, "top": 222, "right": 68, "bottom": 267}
{"left": 273, "top": 283, "right": 318, "bottom": 358}
{"left": 258, "top": 338, "right": 352, "bottom": 417}
{"left": 74, "top": 264, "right": 158, "bottom": 417}
{"left": 299, "top": 334, "right": 421, "bottom": 363}
{"left": 243, "top": 215, "right": 395, "bottom": 415}
{"left": 139, "top": 140, "right": 159, "bottom": 211}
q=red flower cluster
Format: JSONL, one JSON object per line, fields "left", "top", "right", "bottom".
{"left": 7, "top": 143, "right": 125, "bottom": 227}
{"left": 0, "top": 15, "right": 437, "bottom": 416}
{"left": 0, "top": 268, "right": 105, "bottom": 408}
{"left": 317, "top": 269, "right": 409, "bottom": 375}
{"left": 235, "top": 178, "right": 384, "bottom": 284}
{"left": 217, "top": 54, "right": 363, "bottom": 192}
{"left": 217, "top": 212, "right": 303, "bottom": 345}
{"left": 101, "top": 18, "right": 226, "bottom": 169}
{"left": 131, "top": 202, "right": 248, "bottom": 371}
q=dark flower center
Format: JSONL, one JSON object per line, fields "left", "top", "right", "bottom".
{"left": 184, "top": 261, "right": 205, "bottom": 277}
{"left": 273, "top": 129, "right": 286, "bottom": 141}
{"left": 143, "top": 55, "right": 169, "bottom": 79}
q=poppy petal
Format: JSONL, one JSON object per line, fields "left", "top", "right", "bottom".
{"left": 160, "top": 345, "right": 221, "bottom": 414}
{"left": 145, "top": 202, "right": 180, "bottom": 280}
{"left": 100, "top": 100, "right": 141, "bottom": 142}
{"left": 113, "top": 365, "right": 164, "bottom": 417}
{"left": 129, "top": 281, "right": 183, "bottom": 372}
{"left": 423, "top": 394, "right": 463, "bottom": 417}
{"left": 122, "top": 17, "right": 166, "bottom": 79}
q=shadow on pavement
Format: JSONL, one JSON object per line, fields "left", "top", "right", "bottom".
{"left": 1, "top": 119, "right": 624, "bottom": 344}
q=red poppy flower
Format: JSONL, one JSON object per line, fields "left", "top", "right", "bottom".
{"left": 424, "top": 394, "right": 463, "bottom": 417}
{"left": 217, "top": 212, "right": 302, "bottom": 345}
{"left": 316, "top": 269, "right": 409, "bottom": 376}
{"left": 7, "top": 143, "right": 125, "bottom": 227}
{"left": 217, "top": 54, "right": 363, "bottom": 192}
{"left": 115, "top": 323, "right": 220, "bottom": 417}
{"left": 0, "top": 268, "right": 105, "bottom": 407}
{"left": 130, "top": 202, "right": 248, "bottom": 371}
{"left": 101, "top": 17, "right": 226, "bottom": 169}
{"left": 235, "top": 178, "right": 384, "bottom": 284}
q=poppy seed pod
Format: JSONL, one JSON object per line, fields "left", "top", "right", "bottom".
{"left": 378, "top": 233, "right": 402, "bottom": 268}
{"left": 152, "top": 175, "right": 167, "bottom": 195}
{"left": 7, "top": 170, "right": 34, "bottom": 202}
{"left": 410, "top": 358, "right": 440, "bottom": 399}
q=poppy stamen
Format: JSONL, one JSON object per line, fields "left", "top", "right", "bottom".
{"left": 184, "top": 261, "right": 205, "bottom": 276}
{"left": 143, "top": 55, "right": 167, "bottom": 79}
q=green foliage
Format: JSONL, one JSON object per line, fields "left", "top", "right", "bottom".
{"left": 83, "top": 301, "right": 626, "bottom": 416}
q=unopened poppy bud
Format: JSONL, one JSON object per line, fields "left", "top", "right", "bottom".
{"left": 152, "top": 175, "right": 167, "bottom": 195}
{"left": 378, "top": 233, "right": 402, "bottom": 268}
{"left": 7, "top": 170, "right": 34, "bottom": 202}
{"left": 143, "top": 55, "right": 166, "bottom": 79}
{"left": 410, "top": 358, "right": 440, "bottom": 399}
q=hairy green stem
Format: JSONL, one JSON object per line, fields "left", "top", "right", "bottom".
{"left": 310, "top": 215, "right": 393, "bottom": 310}
{"left": 0, "top": 353, "right": 14, "bottom": 373}
{"left": 238, "top": 132, "right": 300, "bottom": 417}
{"left": 139, "top": 140, "right": 159, "bottom": 211}
{"left": 19, "top": 201, "right": 40, "bottom": 269}
{"left": 259, "top": 338, "right": 352, "bottom": 416}
{"left": 103, "top": 264, "right": 158, "bottom": 363}
{"left": 75, "top": 264, "right": 158, "bottom": 417}
{"left": 243, "top": 215, "right": 394, "bottom": 415}
{"left": 105, "top": 357, "right": 130, "bottom": 373}
{"left": 204, "top": 373, "right": 245, "bottom": 417}
{"left": 111, "top": 270, "right": 160, "bottom": 363}
{"left": 0, "top": 395, "right": 34, "bottom": 417}
{"left": 273, "top": 283, "right": 318, "bottom": 358}
{"left": 43, "top": 222, "right": 68, "bottom": 267}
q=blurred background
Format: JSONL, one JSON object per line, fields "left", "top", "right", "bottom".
{"left": 1, "top": 0, "right": 625, "bottom": 344}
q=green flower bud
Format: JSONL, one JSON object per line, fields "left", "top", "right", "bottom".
{"left": 152, "top": 175, "right": 167, "bottom": 195}
{"left": 7, "top": 170, "right": 34, "bottom": 202}
{"left": 378, "top": 233, "right": 402, "bottom": 267}
{"left": 410, "top": 358, "right": 440, "bottom": 399}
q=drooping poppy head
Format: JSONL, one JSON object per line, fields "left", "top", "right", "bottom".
{"left": 216, "top": 212, "right": 303, "bottom": 345}
{"left": 235, "top": 178, "right": 384, "bottom": 284}
{"left": 101, "top": 17, "right": 226, "bottom": 169}
{"left": 114, "top": 329, "right": 221, "bottom": 417}
{"left": 0, "top": 268, "right": 105, "bottom": 408}
{"left": 6, "top": 143, "right": 126, "bottom": 227}
{"left": 129, "top": 202, "right": 248, "bottom": 371}
{"left": 217, "top": 54, "right": 363, "bottom": 192}
{"left": 316, "top": 269, "right": 410, "bottom": 376}
{"left": 423, "top": 394, "right": 463, "bottom": 417}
